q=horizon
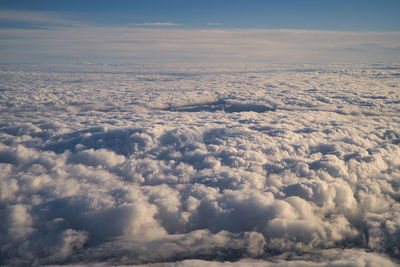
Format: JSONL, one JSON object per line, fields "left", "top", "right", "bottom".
{"left": 1, "top": 0, "right": 400, "bottom": 64}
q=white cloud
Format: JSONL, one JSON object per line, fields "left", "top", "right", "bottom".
{"left": 129, "top": 22, "right": 180, "bottom": 27}
{"left": 1, "top": 63, "right": 400, "bottom": 265}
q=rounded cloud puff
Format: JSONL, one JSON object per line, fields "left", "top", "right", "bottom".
{"left": 0, "top": 63, "right": 400, "bottom": 266}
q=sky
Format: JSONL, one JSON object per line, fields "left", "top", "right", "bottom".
{"left": 0, "top": 0, "right": 400, "bottom": 64}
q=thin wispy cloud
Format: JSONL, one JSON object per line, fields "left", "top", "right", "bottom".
{"left": 0, "top": 9, "right": 81, "bottom": 28}
{"left": 1, "top": 26, "right": 399, "bottom": 64}
{"left": 128, "top": 22, "right": 180, "bottom": 27}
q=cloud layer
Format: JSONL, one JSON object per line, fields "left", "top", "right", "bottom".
{"left": 1, "top": 16, "right": 400, "bottom": 64}
{"left": 0, "top": 63, "right": 400, "bottom": 266}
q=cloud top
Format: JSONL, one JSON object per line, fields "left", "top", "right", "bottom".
{"left": 0, "top": 62, "right": 400, "bottom": 265}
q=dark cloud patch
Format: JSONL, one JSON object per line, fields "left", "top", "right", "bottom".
{"left": 162, "top": 99, "right": 276, "bottom": 113}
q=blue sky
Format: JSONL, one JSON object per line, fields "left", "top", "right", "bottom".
{"left": 0, "top": 0, "right": 399, "bottom": 64}
{"left": 1, "top": 0, "right": 400, "bottom": 31}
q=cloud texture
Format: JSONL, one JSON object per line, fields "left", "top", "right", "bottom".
{"left": 0, "top": 63, "right": 400, "bottom": 266}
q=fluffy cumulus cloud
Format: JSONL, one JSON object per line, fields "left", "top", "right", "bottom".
{"left": 0, "top": 63, "right": 400, "bottom": 266}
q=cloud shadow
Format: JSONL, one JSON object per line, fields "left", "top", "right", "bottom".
{"left": 162, "top": 99, "right": 276, "bottom": 113}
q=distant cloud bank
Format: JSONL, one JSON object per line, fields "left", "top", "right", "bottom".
{"left": 0, "top": 10, "right": 399, "bottom": 64}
